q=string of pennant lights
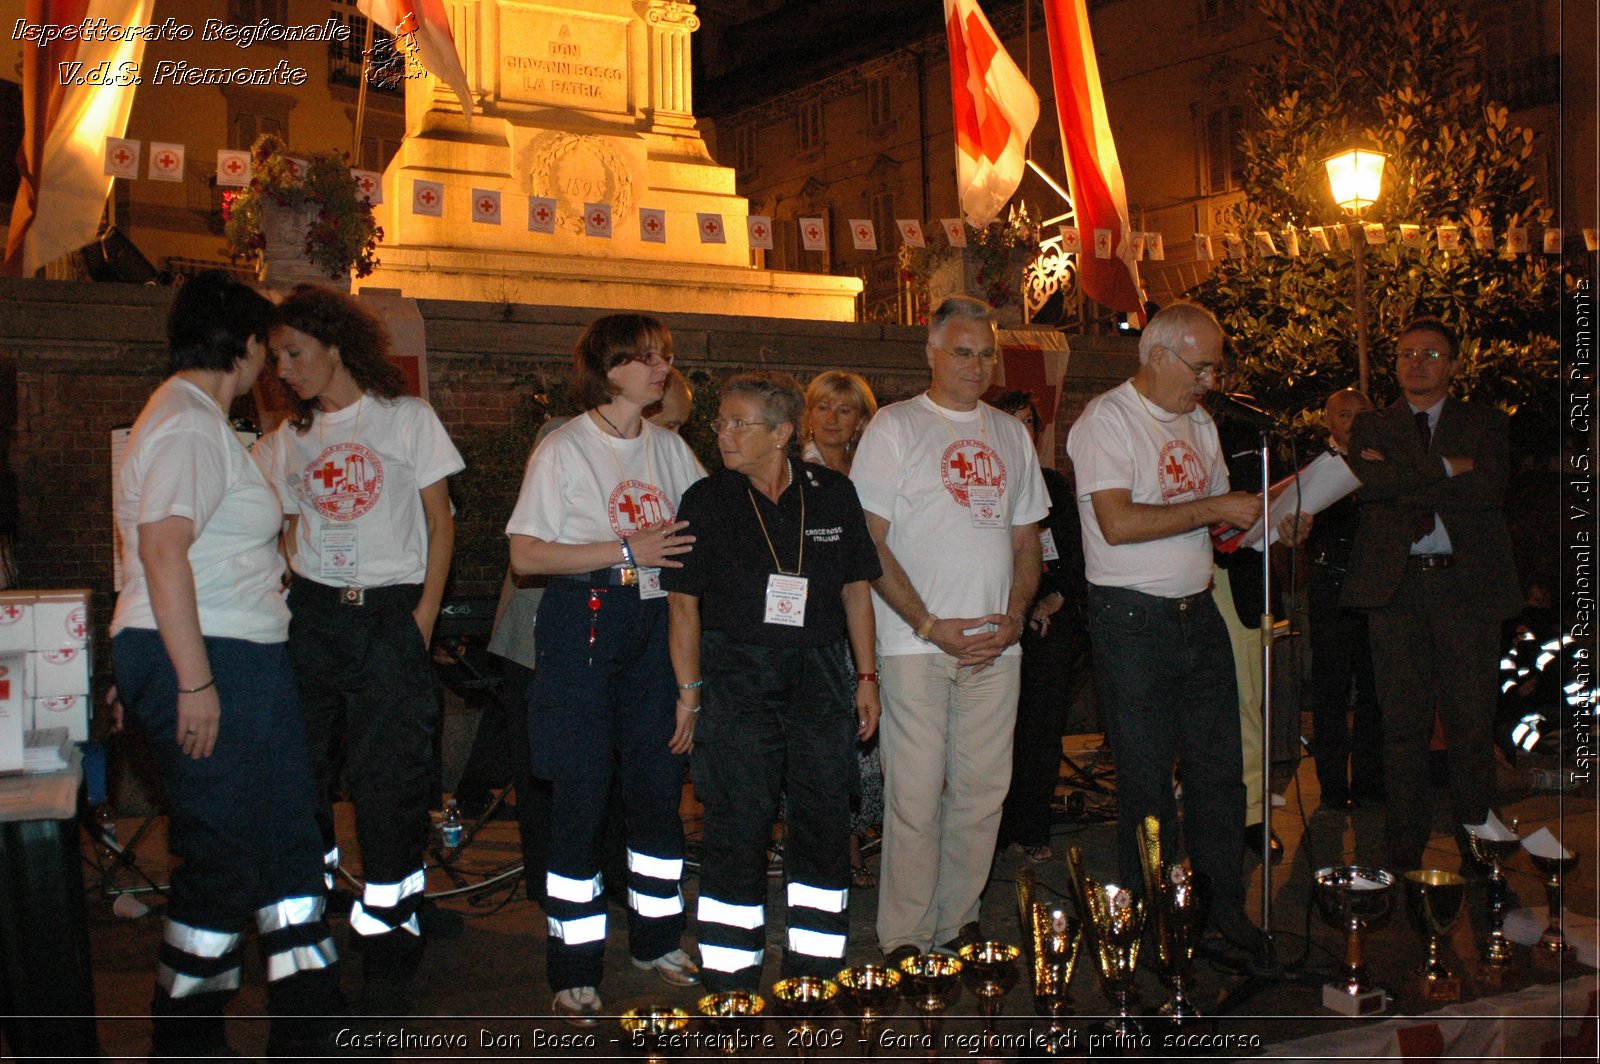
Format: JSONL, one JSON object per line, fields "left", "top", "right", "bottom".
{"left": 107, "top": 137, "right": 1600, "bottom": 255}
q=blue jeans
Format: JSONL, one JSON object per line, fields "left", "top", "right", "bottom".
{"left": 1087, "top": 584, "right": 1246, "bottom": 911}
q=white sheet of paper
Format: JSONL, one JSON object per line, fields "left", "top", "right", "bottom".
{"left": 1239, "top": 451, "right": 1361, "bottom": 551}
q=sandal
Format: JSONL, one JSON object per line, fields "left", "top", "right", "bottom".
{"left": 1024, "top": 844, "right": 1053, "bottom": 863}
{"left": 851, "top": 863, "right": 877, "bottom": 889}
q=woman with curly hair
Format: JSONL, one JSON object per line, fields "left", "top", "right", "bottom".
{"left": 253, "top": 284, "right": 464, "bottom": 1015}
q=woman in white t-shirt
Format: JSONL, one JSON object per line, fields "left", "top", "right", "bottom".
{"left": 111, "top": 272, "right": 343, "bottom": 1058}
{"left": 505, "top": 314, "right": 705, "bottom": 1024}
{"left": 254, "top": 285, "right": 464, "bottom": 1014}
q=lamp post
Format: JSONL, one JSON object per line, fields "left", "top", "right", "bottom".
{"left": 1324, "top": 148, "right": 1387, "bottom": 395}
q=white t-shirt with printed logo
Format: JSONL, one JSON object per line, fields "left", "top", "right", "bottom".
{"left": 1067, "top": 380, "right": 1230, "bottom": 597}
{"left": 850, "top": 394, "right": 1048, "bottom": 658}
{"left": 112, "top": 377, "right": 289, "bottom": 642}
{"left": 505, "top": 412, "right": 706, "bottom": 549}
{"left": 254, "top": 394, "right": 465, "bottom": 588}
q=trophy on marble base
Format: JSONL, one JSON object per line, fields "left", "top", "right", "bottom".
{"left": 835, "top": 965, "right": 901, "bottom": 1059}
{"left": 695, "top": 990, "right": 765, "bottom": 1058}
{"left": 1404, "top": 869, "right": 1467, "bottom": 1001}
{"left": 1017, "top": 867, "right": 1083, "bottom": 1056}
{"left": 620, "top": 1005, "right": 690, "bottom": 1064}
{"left": 770, "top": 977, "right": 838, "bottom": 1061}
{"left": 1066, "top": 846, "right": 1145, "bottom": 1038}
{"left": 1523, "top": 828, "right": 1579, "bottom": 957}
{"left": 1313, "top": 866, "right": 1398, "bottom": 1016}
{"left": 1465, "top": 813, "right": 1521, "bottom": 981}
{"left": 1136, "top": 815, "right": 1209, "bottom": 1022}
{"left": 896, "top": 953, "right": 962, "bottom": 1046}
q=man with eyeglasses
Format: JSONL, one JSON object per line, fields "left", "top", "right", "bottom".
{"left": 1341, "top": 317, "right": 1520, "bottom": 873}
{"left": 1066, "top": 300, "right": 1294, "bottom": 954}
{"left": 850, "top": 296, "right": 1048, "bottom": 968}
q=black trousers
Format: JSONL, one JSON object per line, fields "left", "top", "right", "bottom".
{"left": 999, "top": 617, "right": 1074, "bottom": 849}
{"left": 287, "top": 579, "right": 436, "bottom": 987}
{"left": 693, "top": 632, "right": 856, "bottom": 991}
{"left": 1309, "top": 571, "right": 1384, "bottom": 801}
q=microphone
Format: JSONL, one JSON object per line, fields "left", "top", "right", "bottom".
{"left": 1204, "top": 391, "right": 1282, "bottom": 431}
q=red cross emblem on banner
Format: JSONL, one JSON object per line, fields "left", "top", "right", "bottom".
{"left": 113, "top": 148, "right": 130, "bottom": 166}
{"left": 752, "top": 223, "right": 768, "bottom": 239}
{"left": 286, "top": 160, "right": 302, "bottom": 179}
{"left": 156, "top": 151, "right": 177, "bottom": 171}
{"left": 806, "top": 224, "right": 821, "bottom": 241}
{"left": 856, "top": 225, "right": 870, "bottom": 240}
{"left": 312, "top": 461, "right": 343, "bottom": 490}
{"left": 356, "top": 174, "right": 374, "bottom": 193}
{"left": 419, "top": 188, "right": 436, "bottom": 205}
{"left": 534, "top": 205, "right": 551, "bottom": 222}
{"left": 223, "top": 158, "right": 243, "bottom": 177}
{"left": 479, "top": 197, "right": 496, "bottom": 214}
{"left": 591, "top": 210, "right": 607, "bottom": 227}
{"left": 645, "top": 216, "right": 661, "bottom": 233}
{"left": 702, "top": 219, "right": 720, "bottom": 236}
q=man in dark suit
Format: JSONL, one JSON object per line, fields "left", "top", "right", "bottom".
{"left": 1342, "top": 318, "right": 1522, "bottom": 871}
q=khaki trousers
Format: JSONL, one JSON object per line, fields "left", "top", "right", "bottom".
{"left": 1212, "top": 568, "right": 1266, "bottom": 828}
{"left": 876, "top": 653, "right": 1021, "bottom": 952}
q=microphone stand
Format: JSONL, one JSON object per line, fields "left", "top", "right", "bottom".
{"left": 1254, "top": 425, "right": 1277, "bottom": 971}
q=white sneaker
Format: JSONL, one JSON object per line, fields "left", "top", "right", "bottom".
{"left": 632, "top": 948, "right": 701, "bottom": 986}
{"left": 553, "top": 986, "right": 603, "bottom": 1026}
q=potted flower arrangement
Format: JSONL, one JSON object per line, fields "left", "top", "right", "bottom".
{"left": 899, "top": 204, "right": 1041, "bottom": 323}
{"left": 223, "top": 133, "right": 382, "bottom": 288}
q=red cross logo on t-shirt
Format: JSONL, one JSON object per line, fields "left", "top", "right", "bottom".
{"left": 1156, "top": 439, "right": 1208, "bottom": 502}
{"left": 608, "top": 479, "right": 675, "bottom": 538}
{"left": 302, "top": 443, "right": 384, "bottom": 520}
{"left": 939, "top": 439, "right": 1007, "bottom": 508}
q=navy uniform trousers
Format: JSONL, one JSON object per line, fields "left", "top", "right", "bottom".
{"left": 113, "top": 629, "right": 343, "bottom": 1058}
{"left": 531, "top": 579, "right": 687, "bottom": 992}
{"left": 287, "top": 578, "right": 437, "bottom": 992}
{"left": 693, "top": 630, "right": 856, "bottom": 992}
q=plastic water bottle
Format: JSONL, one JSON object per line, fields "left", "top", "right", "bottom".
{"left": 441, "top": 800, "right": 463, "bottom": 849}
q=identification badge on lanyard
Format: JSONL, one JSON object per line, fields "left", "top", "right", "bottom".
{"left": 967, "top": 483, "right": 1005, "bottom": 528}
{"left": 764, "top": 573, "right": 809, "bottom": 626}
{"left": 318, "top": 527, "right": 358, "bottom": 581}
{"left": 1040, "top": 527, "right": 1060, "bottom": 561}
{"left": 637, "top": 566, "right": 666, "bottom": 600}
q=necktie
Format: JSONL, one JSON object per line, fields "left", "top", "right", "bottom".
{"left": 1413, "top": 410, "right": 1436, "bottom": 541}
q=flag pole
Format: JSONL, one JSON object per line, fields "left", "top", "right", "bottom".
{"left": 352, "top": 17, "right": 376, "bottom": 161}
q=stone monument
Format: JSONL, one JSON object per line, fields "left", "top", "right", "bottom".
{"left": 363, "top": 0, "right": 860, "bottom": 320}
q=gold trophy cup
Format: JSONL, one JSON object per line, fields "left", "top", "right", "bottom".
{"left": 1313, "top": 866, "right": 1398, "bottom": 1015}
{"left": 1136, "top": 815, "right": 1209, "bottom": 1022}
{"left": 770, "top": 976, "right": 838, "bottom": 1061}
{"left": 1523, "top": 828, "right": 1580, "bottom": 957}
{"left": 1403, "top": 869, "right": 1467, "bottom": 1001}
{"left": 1067, "top": 847, "right": 1145, "bottom": 1039}
{"left": 896, "top": 953, "right": 963, "bottom": 1047}
{"left": 1465, "top": 815, "right": 1521, "bottom": 980}
{"left": 695, "top": 990, "right": 765, "bottom": 1058}
{"left": 620, "top": 1005, "right": 690, "bottom": 1064}
{"left": 835, "top": 965, "right": 901, "bottom": 1060}
{"left": 1018, "top": 868, "right": 1083, "bottom": 1057}
{"left": 957, "top": 941, "right": 1021, "bottom": 1035}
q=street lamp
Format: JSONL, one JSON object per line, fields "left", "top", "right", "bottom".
{"left": 1324, "top": 147, "right": 1387, "bottom": 394}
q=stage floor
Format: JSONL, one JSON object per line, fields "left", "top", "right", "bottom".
{"left": 74, "top": 731, "right": 1596, "bottom": 1060}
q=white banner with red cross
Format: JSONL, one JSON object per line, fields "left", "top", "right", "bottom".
{"left": 987, "top": 328, "right": 1072, "bottom": 469}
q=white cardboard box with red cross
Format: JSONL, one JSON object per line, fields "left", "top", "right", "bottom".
{"left": 0, "top": 590, "right": 91, "bottom": 744}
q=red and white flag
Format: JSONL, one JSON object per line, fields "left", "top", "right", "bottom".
{"left": 1542, "top": 228, "right": 1563, "bottom": 254}
{"left": 1280, "top": 228, "right": 1299, "bottom": 258}
{"left": 217, "top": 150, "right": 253, "bottom": 187}
{"left": 1584, "top": 228, "right": 1598, "bottom": 253}
{"left": 412, "top": 178, "right": 444, "bottom": 217}
{"left": 148, "top": 142, "right": 184, "bottom": 183}
{"left": 747, "top": 215, "right": 774, "bottom": 249}
{"left": 1470, "top": 226, "right": 1494, "bottom": 251}
{"left": 1193, "top": 233, "right": 1213, "bottom": 261}
{"left": 896, "top": 220, "right": 926, "bottom": 248}
{"left": 528, "top": 197, "right": 558, "bottom": 233}
{"left": 1362, "top": 222, "right": 1387, "bottom": 245}
{"left": 103, "top": 137, "right": 140, "bottom": 179}
{"left": 640, "top": 207, "right": 667, "bottom": 243}
{"left": 1506, "top": 227, "right": 1529, "bottom": 254}
{"left": 357, "top": 0, "right": 475, "bottom": 118}
{"left": 351, "top": 169, "right": 383, "bottom": 204}
{"left": 697, "top": 213, "right": 726, "bottom": 244}
{"left": 1308, "top": 226, "right": 1331, "bottom": 253}
{"left": 941, "top": 218, "right": 967, "bottom": 247}
{"left": 1398, "top": 223, "right": 1422, "bottom": 250}
{"left": 944, "top": 0, "right": 1038, "bottom": 228}
{"left": 584, "top": 202, "right": 613, "bottom": 238}
{"left": 848, "top": 219, "right": 877, "bottom": 251}
{"left": 799, "top": 217, "right": 827, "bottom": 251}
{"left": 1147, "top": 232, "right": 1165, "bottom": 261}
{"left": 1436, "top": 225, "right": 1460, "bottom": 252}
{"left": 1253, "top": 230, "right": 1277, "bottom": 256}
{"left": 1057, "top": 225, "right": 1082, "bottom": 254}
{"left": 471, "top": 189, "right": 502, "bottom": 225}
{"left": 1042, "top": 0, "right": 1145, "bottom": 322}
{"left": 4, "top": 0, "right": 155, "bottom": 275}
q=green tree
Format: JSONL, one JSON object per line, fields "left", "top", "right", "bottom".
{"left": 1191, "top": 0, "right": 1561, "bottom": 447}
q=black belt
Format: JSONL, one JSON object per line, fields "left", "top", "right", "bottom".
{"left": 553, "top": 566, "right": 639, "bottom": 587}
{"left": 290, "top": 576, "right": 422, "bottom": 609}
{"left": 1406, "top": 554, "right": 1454, "bottom": 571}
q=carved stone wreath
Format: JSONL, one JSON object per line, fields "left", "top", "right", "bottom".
{"left": 518, "top": 132, "right": 636, "bottom": 236}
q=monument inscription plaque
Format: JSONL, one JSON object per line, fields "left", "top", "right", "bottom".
{"left": 500, "top": 7, "right": 630, "bottom": 114}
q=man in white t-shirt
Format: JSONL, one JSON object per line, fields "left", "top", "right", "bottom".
{"left": 850, "top": 297, "right": 1048, "bottom": 964}
{"left": 1067, "top": 301, "right": 1295, "bottom": 953}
